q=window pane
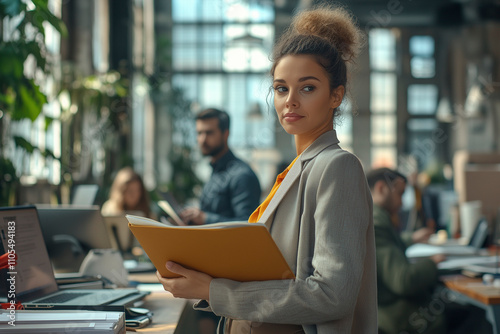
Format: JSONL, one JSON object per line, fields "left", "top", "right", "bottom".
{"left": 202, "top": 25, "right": 223, "bottom": 44}
{"left": 407, "top": 84, "right": 438, "bottom": 115}
{"left": 172, "top": 25, "right": 197, "bottom": 44}
{"left": 224, "top": 1, "right": 274, "bottom": 22}
{"left": 202, "top": 47, "right": 222, "bottom": 70}
{"left": 201, "top": 0, "right": 223, "bottom": 21}
{"left": 406, "top": 118, "right": 439, "bottom": 170}
{"left": 249, "top": 2, "right": 274, "bottom": 22}
{"left": 371, "top": 115, "right": 396, "bottom": 144}
{"left": 172, "top": 0, "right": 200, "bottom": 22}
{"left": 409, "top": 35, "right": 434, "bottom": 57}
{"left": 407, "top": 118, "right": 438, "bottom": 131}
{"left": 369, "top": 29, "right": 396, "bottom": 71}
{"left": 228, "top": 75, "right": 246, "bottom": 147}
{"left": 336, "top": 112, "right": 352, "bottom": 150}
{"left": 249, "top": 48, "right": 271, "bottom": 71}
{"left": 172, "top": 74, "right": 198, "bottom": 102}
{"left": 370, "top": 73, "right": 396, "bottom": 113}
{"left": 201, "top": 75, "right": 223, "bottom": 107}
{"left": 371, "top": 147, "right": 397, "bottom": 168}
{"left": 172, "top": 46, "right": 198, "bottom": 70}
{"left": 411, "top": 57, "right": 435, "bottom": 78}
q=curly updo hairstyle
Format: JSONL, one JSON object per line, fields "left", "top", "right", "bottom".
{"left": 271, "top": 5, "right": 364, "bottom": 117}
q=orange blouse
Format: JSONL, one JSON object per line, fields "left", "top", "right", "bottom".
{"left": 248, "top": 155, "right": 300, "bottom": 223}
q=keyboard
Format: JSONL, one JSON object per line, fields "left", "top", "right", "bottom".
{"left": 36, "top": 292, "right": 90, "bottom": 304}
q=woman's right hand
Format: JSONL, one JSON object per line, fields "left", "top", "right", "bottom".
{"left": 156, "top": 261, "right": 213, "bottom": 301}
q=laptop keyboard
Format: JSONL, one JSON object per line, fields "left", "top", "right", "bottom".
{"left": 37, "top": 292, "right": 91, "bottom": 304}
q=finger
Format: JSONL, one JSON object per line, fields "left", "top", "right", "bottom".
{"left": 156, "top": 270, "right": 168, "bottom": 283}
{"left": 166, "top": 261, "right": 191, "bottom": 277}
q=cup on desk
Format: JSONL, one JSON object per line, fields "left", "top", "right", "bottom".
{"left": 460, "top": 200, "right": 482, "bottom": 241}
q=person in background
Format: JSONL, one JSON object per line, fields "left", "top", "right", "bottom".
{"left": 367, "top": 167, "right": 491, "bottom": 334}
{"left": 157, "top": 4, "right": 378, "bottom": 333}
{"left": 180, "top": 108, "right": 262, "bottom": 225}
{"left": 101, "top": 167, "right": 155, "bottom": 219}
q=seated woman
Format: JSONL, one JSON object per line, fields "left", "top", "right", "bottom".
{"left": 102, "top": 167, "right": 155, "bottom": 219}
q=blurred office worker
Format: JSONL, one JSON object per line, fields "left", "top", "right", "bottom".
{"left": 368, "top": 168, "right": 491, "bottom": 334}
{"left": 180, "top": 108, "right": 261, "bottom": 225}
{"left": 102, "top": 167, "right": 155, "bottom": 219}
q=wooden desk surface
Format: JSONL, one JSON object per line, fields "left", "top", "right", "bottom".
{"left": 127, "top": 273, "right": 186, "bottom": 333}
{"left": 443, "top": 275, "right": 500, "bottom": 305}
{"left": 128, "top": 291, "right": 186, "bottom": 333}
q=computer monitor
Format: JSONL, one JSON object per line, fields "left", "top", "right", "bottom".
{"left": 35, "top": 205, "right": 112, "bottom": 273}
{"left": 71, "top": 184, "right": 99, "bottom": 206}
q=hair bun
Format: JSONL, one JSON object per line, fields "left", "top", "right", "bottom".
{"left": 292, "top": 6, "right": 363, "bottom": 63}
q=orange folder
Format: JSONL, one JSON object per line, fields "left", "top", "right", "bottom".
{"left": 126, "top": 215, "right": 295, "bottom": 282}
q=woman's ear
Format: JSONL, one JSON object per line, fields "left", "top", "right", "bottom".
{"left": 330, "top": 85, "right": 345, "bottom": 109}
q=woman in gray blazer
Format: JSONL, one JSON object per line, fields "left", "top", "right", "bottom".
{"left": 157, "top": 4, "right": 378, "bottom": 333}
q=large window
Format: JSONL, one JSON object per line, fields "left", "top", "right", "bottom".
{"left": 406, "top": 35, "right": 439, "bottom": 171}
{"left": 409, "top": 35, "right": 435, "bottom": 79}
{"left": 171, "top": 0, "right": 275, "bottom": 150}
{"left": 369, "top": 29, "right": 397, "bottom": 168}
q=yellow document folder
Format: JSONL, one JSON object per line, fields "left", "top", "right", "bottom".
{"left": 126, "top": 215, "right": 295, "bottom": 282}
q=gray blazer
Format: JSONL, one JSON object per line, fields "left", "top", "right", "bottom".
{"left": 197, "top": 130, "right": 378, "bottom": 334}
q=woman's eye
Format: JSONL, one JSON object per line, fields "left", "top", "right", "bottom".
{"left": 303, "top": 86, "right": 315, "bottom": 92}
{"left": 274, "top": 86, "right": 287, "bottom": 93}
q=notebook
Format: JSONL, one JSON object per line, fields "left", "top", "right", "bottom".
{"left": 406, "top": 218, "right": 489, "bottom": 258}
{"left": 0, "top": 205, "right": 147, "bottom": 308}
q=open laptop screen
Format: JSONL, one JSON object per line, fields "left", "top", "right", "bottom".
{"left": 0, "top": 206, "right": 59, "bottom": 302}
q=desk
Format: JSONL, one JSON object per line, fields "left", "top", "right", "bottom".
{"left": 443, "top": 275, "right": 500, "bottom": 334}
{"left": 128, "top": 291, "right": 186, "bottom": 333}
{"left": 127, "top": 273, "right": 186, "bottom": 334}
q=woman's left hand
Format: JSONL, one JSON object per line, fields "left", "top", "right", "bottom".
{"left": 156, "top": 261, "right": 213, "bottom": 301}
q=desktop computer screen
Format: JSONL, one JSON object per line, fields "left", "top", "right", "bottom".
{"left": 36, "top": 205, "right": 112, "bottom": 273}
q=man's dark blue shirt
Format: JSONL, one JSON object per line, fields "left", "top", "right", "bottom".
{"left": 200, "top": 150, "right": 261, "bottom": 224}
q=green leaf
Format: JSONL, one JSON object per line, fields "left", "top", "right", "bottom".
{"left": 16, "top": 80, "right": 47, "bottom": 121}
{"left": 0, "top": 0, "right": 26, "bottom": 17}
{"left": 13, "top": 136, "right": 35, "bottom": 154}
{"left": 41, "top": 148, "right": 56, "bottom": 159}
{"left": 24, "top": 41, "right": 47, "bottom": 71}
{"left": 29, "top": 0, "right": 68, "bottom": 37}
{"left": 0, "top": 53, "right": 24, "bottom": 78}
{"left": 24, "top": 9, "right": 45, "bottom": 36}
{"left": 44, "top": 115, "right": 54, "bottom": 131}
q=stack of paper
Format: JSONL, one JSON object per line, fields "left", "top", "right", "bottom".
{"left": 0, "top": 310, "right": 125, "bottom": 333}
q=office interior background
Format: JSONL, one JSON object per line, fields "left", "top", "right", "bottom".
{"left": 1, "top": 0, "right": 499, "bottom": 231}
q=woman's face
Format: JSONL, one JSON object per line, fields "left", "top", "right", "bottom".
{"left": 123, "top": 180, "right": 142, "bottom": 208}
{"left": 273, "top": 55, "right": 344, "bottom": 137}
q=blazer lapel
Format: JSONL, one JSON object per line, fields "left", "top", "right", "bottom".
{"left": 259, "top": 130, "right": 340, "bottom": 227}
{"left": 260, "top": 158, "right": 302, "bottom": 227}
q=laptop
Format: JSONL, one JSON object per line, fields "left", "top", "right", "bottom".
{"left": 406, "top": 217, "right": 489, "bottom": 258}
{"left": 0, "top": 205, "right": 147, "bottom": 308}
{"left": 36, "top": 204, "right": 112, "bottom": 273}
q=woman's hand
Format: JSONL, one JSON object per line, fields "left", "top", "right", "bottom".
{"left": 156, "top": 261, "right": 213, "bottom": 301}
